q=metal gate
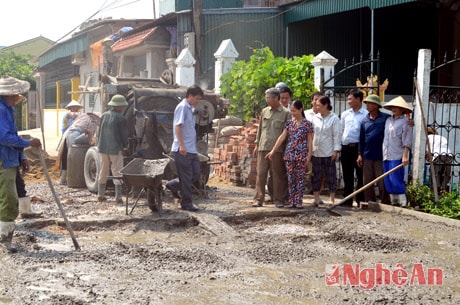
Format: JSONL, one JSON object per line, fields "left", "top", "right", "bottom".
{"left": 321, "top": 55, "right": 381, "bottom": 115}
{"left": 423, "top": 53, "right": 460, "bottom": 192}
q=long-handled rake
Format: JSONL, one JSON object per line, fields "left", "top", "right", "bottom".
{"left": 37, "top": 147, "right": 81, "bottom": 251}
{"left": 326, "top": 163, "right": 406, "bottom": 216}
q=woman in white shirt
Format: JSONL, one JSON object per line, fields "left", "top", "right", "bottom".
{"left": 311, "top": 96, "right": 342, "bottom": 206}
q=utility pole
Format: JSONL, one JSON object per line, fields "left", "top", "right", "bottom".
{"left": 192, "top": 0, "right": 202, "bottom": 80}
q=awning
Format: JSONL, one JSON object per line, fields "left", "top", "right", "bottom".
{"left": 39, "top": 34, "right": 88, "bottom": 67}
{"left": 284, "top": 0, "right": 418, "bottom": 24}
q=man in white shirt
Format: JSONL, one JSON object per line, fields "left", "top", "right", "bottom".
{"left": 427, "top": 127, "right": 453, "bottom": 191}
{"left": 304, "top": 92, "right": 323, "bottom": 122}
{"left": 340, "top": 89, "right": 368, "bottom": 207}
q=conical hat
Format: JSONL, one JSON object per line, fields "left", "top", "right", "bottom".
{"left": 0, "top": 76, "right": 30, "bottom": 96}
{"left": 383, "top": 96, "right": 412, "bottom": 113}
{"left": 65, "top": 100, "right": 83, "bottom": 109}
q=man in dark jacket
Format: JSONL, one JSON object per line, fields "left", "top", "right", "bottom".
{"left": 96, "top": 94, "right": 128, "bottom": 203}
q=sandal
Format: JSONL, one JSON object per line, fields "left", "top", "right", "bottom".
{"left": 313, "top": 199, "right": 324, "bottom": 207}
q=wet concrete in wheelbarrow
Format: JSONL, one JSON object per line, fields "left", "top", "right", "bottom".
{"left": 1, "top": 178, "right": 460, "bottom": 305}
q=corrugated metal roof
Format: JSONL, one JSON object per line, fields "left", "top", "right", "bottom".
{"left": 284, "top": 0, "right": 418, "bottom": 24}
{"left": 161, "top": 0, "right": 243, "bottom": 13}
{"left": 39, "top": 34, "right": 88, "bottom": 67}
{"left": 195, "top": 8, "right": 285, "bottom": 89}
{"left": 38, "top": 19, "right": 154, "bottom": 68}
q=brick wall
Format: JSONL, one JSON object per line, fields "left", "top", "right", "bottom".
{"left": 210, "top": 118, "right": 259, "bottom": 188}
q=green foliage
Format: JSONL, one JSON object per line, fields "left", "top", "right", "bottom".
{"left": 0, "top": 51, "right": 36, "bottom": 130}
{"left": 220, "top": 47, "right": 316, "bottom": 122}
{"left": 0, "top": 52, "right": 36, "bottom": 89}
{"left": 406, "top": 182, "right": 460, "bottom": 220}
{"left": 420, "top": 192, "right": 460, "bottom": 220}
{"left": 406, "top": 182, "right": 434, "bottom": 208}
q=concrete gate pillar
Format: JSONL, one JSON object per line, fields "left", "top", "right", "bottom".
{"left": 312, "top": 50, "right": 338, "bottom": 105}
{"left": 175, "top": 48, "right": 196, "bottom": 87}
{"left": 413, "top": 49, "right": 432, "bottom": 186}
{"left": 214, "top": 39, "right": 239, "bottom": 94}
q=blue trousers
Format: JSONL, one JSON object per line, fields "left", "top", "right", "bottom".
{"left": 173, "top": 152, "right": 200, "bottom": 208}
{"left": 383, "top": 160, "right": 406, "bottom": 194}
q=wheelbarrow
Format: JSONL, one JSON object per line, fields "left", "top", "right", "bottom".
{"left": 119, "top": 158, "right": 170, "bottom": 215}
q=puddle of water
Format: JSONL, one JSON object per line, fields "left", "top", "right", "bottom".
{"left": 80, "top": 230, "right": 175, "bottom": 244}
{"left": 245, "top": 224, "right": 318, "bottom": 236}
{"left": 37, "top": 241, "right": 75, "bottom": 252}
{"left": 0, "top": 297, "right": 12, "bottom": 303}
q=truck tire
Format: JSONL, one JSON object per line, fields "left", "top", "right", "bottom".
{"left": 84, "top": 146, "right": 100, "bottom": 193}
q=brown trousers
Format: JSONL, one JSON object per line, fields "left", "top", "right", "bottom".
{"left": 362, "top": 159, "right": 390, "bottom": 204}
{"left": 254, "top": 151, "right": 287, "bottom": 204}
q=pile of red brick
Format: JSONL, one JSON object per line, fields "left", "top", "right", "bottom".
{"left": 210, "top": 118, "right": 259, "bottom": 188}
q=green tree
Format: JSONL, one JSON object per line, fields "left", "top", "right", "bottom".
{"left": 219, "top": 47, "right": 316, "bottom": 122}
{"left": 0, "top": 51, "right": 36, "bottom": 130}
{"left": 0, "top": 51, "right": 36, "bottom": 89}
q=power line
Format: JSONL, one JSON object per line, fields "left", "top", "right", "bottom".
{"left": 53, "top": 0, "right": 143, "bottom": 44}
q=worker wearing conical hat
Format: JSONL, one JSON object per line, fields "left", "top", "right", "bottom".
{"left": 382, "top": 96, "right": 413, "bottom": 207}
{"left": 58, "top": 100, "right": 84, "bottom": 185}
{"left": 62, "top": 100, "right": 83, "bottom": 134}
{"left": 0, "top": 76, "right": 42, "bottom": 253}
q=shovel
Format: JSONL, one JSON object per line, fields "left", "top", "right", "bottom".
{"left": 37, "top": 147, "right": 81, "bottom": 251}
{"left": 326, "top": 163, "right": 406, "bottom": 216}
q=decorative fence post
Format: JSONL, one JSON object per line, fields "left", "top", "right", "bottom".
{"left": 175, "top": 48, "right": 196, "bottom": 87}
{"left": 214, "top": 39, "right": 239, "bottom": 94}
{"left": 312, "top": 51, "right": 338, "bottom": 106}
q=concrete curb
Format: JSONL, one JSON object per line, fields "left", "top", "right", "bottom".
{"left": 377, "top": 203, "right": 460, "bottom": 228}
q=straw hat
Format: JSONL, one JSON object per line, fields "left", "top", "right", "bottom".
{"left": 65, "top": 100, "right": 83, "bottom": 109}
{"left": 383, "top": 96, "right": 412, "bottom": 113}
{"left": 0, "top": 76, "right": 30, "bottom": 96}
{"left": 108, "top": 94, "right": 128, "bottom": 106}
{"left": 363, "top": 94, "right": 382, "bottom": 108}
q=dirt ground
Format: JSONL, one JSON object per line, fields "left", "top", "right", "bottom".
{"left": 1, "top": 154, "right": 460, "bottom": 305}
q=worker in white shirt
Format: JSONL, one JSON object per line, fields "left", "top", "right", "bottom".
{"left": 427, "top": 127, "right": 453, "bottom": 191}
